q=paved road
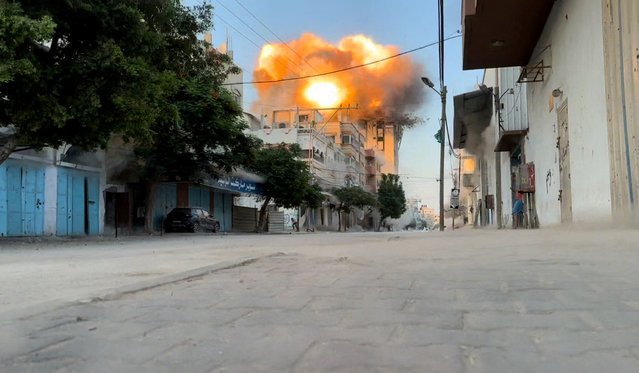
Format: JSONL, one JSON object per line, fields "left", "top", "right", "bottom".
{"left": 2, "top": 229, "right": 639, "bottom": 372}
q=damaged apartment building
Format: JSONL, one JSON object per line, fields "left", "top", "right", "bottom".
{"left": 248, "top": 106, "right": 400, "bottom": 231}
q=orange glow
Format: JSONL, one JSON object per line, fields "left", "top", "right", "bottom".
{"left": 252, "top": 33, "right": 424, "bottom": 118}
{"left": 305, "top": 81, "right": 340, "bottom": 107}
{"left": 463, "top": 158, "right": 475, "bottom": 173}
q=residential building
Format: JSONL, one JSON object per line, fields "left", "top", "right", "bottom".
{"left": 250, "top": 108, "right": 373, "bottom": 230}
{"left": 456, "top": 0, "right": 639, "bottom": 227}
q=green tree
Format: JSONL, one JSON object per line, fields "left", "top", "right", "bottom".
{"left": 123, "top": 1, "right": 261, "bottom": 233}
{"left": 252, "top": 144, "right": 320, "bottom": 232}
{"left": 136, "top": 76, "right": 263, "bottom": 232}
{"left": 333, "top": 186, "right": 377, "bottom": 231}
{"left": 0, "top": 0, "right": 173, "bottom": 164}
{"left": 0, "top": 2, "right": 54, "bottom": 84}
{"left": 377, "top": 173, "right": 407, "bottom": 227}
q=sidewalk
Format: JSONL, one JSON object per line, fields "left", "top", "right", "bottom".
{"left": 0, "top": 234, "right": 278, "bottom": 317}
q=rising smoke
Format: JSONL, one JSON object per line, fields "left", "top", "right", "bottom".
{"left": 252, "top": 33, "right": 428, "bottom": 122}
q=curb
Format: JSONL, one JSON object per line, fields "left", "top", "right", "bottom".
{"left": 0, "top": 253, "right": 284, "bottom": 322}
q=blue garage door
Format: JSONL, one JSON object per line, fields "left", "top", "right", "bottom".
{"left": 0, "top": 160, "right": 45, "bottom": 237}
{"left": 213, "top": 191, "right": 233, "bottom": 232}
{"left": 57, "top": 168, "right": 100, "bottom": 236}
{"left": 188, "top": 185, "right": 210, "bottom": 210}
{"left": 153, "top": 183, "right": 177, "bottom": 231}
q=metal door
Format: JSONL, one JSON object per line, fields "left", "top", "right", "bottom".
{"left": 0, "top": 161, "right": 45, "bottom": 236}
{"left": 214, "top": 192, "right": 224, "bottom": 231}
{"left": 224, "top": 193, "right": 233, "bottom": 231}
{"left": 6, "top": 165, "right": 21, "bottom": 235}
{"left": 86, "top": 173, "right": 99, "bottom": 234}
{"left": 153, "top": 183, "right": 177, "bottom": 231}
{"left": 557, "top": 101, "right": 573, "bottom": 223}
{"left": 57, "top": 168, "right": 100, "bottom": 235}
{"left": 0, "top": 164, "right": 6, "bottom": 235}
{"left": 188, "top": 185, "right": 210, "bottom": 209}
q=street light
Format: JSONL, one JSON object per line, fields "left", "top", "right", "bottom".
{"left": 421, "top": 77, "right": 436, "bottom": 90}
{"left": 422, "top": 76, "right": 447, "bottom": 231}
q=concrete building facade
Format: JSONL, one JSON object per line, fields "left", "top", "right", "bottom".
{"left": 457, "top": 0, "right": 638, "bottom": 227}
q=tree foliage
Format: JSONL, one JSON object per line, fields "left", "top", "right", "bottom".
{"left": 1, "top": 0, "right": 162, "bottom": 158}
{"left": 0, "top": 1, "right": 55, "bottom": 83}
{"left": 377, "top": 173, "right": 407, "bottom": 221}
{"left": 333, "top": 186, "right": 377, "bottom": 213}
{"left": 0, "top": 0, "right": 246, "bottom": 167}
{"left": 253, "top": 144, "right": 314, "bottom": 207}
{"left": 251, "top": 144, "right": 323, "bottom": 231}
{"left": 333, "top": 186, "right": 377, "bottom": 231}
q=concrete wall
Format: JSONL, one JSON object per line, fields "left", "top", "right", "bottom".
{"left": 524, "top": 0, "right": 612, "bottom": 225}
{"left": 601, "top": 0, "right": 639, "bottom": 218}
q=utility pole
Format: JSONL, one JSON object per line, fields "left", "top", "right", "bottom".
{"left": 437, "top": 0, "right": 446, "bottom": 231}
{"left": 439, "top": 87, "right": 446, "bottom": 231}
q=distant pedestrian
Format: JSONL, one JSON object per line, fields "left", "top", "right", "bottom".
{"left": 291, "top": 218, "right": 298, "bottom": 231}
{"left": 512, "top": 192, "right": 524, "bottom": 228}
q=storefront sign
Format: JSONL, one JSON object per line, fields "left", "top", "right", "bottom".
{"left": 209, "top": 176, "right": 263, "bottom": 195}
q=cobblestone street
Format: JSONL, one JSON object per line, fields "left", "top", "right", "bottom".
{"left": 2, "top": 229, "right": 639, "bottom": 372}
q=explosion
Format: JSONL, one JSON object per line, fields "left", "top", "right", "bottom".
{"left": 253, "top": 33, "right": 426, "bottom": 119}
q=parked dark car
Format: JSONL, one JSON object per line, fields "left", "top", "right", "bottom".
{"left": 164, "top": 207, "right": 220, "bottom": 233}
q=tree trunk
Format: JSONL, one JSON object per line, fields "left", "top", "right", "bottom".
{"left": 144, "top": 182, "right": 158, "bottom": 234}
{"left": 337, "top": 204, "right": 342, "bottom": 232}
{"left": 257, "top": 196, "right": 272, "bottom": 233}
{"left": 0, "top": 135, "right": 18, "bottom": 167}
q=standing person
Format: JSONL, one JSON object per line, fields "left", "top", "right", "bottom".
{"left": 512, "top": 192, "right": 524, "bottom": 228}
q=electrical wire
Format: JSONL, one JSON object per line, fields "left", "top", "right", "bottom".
{"left": 213, "top": 14, "right": 299, "bottom": 77}
{"left": 444, "top": 118, "right": 459, "bottom": 158}
{"left": 214, "top": 0, "right": 305, "bottom": 75}
{"left": 231, "top": 0, "right": 319, "bottom": 73}
{"left": 221, "top": 34, "right": 462, "bottom": 86}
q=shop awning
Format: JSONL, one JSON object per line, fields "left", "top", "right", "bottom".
{"left": 494, "top": 130, "right": 527, "bottom": 152}
{"left": 453, "top": 89, "right": 494, "bottom": 149}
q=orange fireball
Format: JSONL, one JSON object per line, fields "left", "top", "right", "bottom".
{"left": 252, "top": 33, "right": 425, "bottom": 119}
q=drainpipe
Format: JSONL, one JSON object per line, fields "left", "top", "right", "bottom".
{"left": 495, "top": 73, "right": 503, "bottom": 229}
{"left": 616, "top": 0, "right": 634, "bottom": 205}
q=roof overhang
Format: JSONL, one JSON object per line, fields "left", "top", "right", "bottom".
{"left": 494, "top": 129, "right": 528, "bottom": 152}
{"left": 453, "top": 89, "right": 494, "bottom": 149}
{"left": 462, "top": 0, "right": 554, "bottom": 70}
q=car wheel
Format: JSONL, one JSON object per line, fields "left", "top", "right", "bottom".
{"left": 192, "top": 222, "right": 202, "bottom": 233}
{"left": 213, "top": 222, "right": 220, "bottom": 233}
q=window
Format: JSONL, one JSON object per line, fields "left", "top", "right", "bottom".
{"left": 299, "top": 114, "right": 309, "bottom": 123}
{"left": 341, "top": 135, "right": 352, "bottom": 145}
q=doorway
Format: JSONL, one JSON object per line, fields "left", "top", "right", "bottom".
{"left": 557, "top": 100, "right": 572, "bottom": 223}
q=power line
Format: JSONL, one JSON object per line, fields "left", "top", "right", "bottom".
{"left": 231, "top": 0, "right": 319, "bottom": 73}
{"left": 213, "top": 14, "right": 299, "bottom": 77}
{"left": 214, "top": 0, "right": 304, "bottom": 75}
{"left": 214, "top": 14, "right": 262, "bottom": 52}
{"left": 221, "top": 34, "right": 462, "bottom": 86}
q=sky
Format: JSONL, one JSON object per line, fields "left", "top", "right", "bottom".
{"left": 186, "top": 0, "right": 483, "bottom": 211}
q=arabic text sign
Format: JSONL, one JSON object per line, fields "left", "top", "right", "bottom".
{"left": 210, "top": 176, "right": 263, "bottom": 195}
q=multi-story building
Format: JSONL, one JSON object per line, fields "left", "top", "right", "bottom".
{"left": 251, "top": 108, "right": 373, "bottom": 230}
{"left": 455, "top": 0, "right": 639, "bottom": 227}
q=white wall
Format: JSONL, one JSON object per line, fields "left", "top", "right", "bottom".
{"left": 524, "top": 0, "right": 612, "bottom": 224}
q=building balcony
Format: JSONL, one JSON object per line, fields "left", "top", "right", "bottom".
{"left": 462, "top": 0, "right": 554, "bottom": 70}
{"left": 365, "top": 149, "right": 375, "bottom": 158}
